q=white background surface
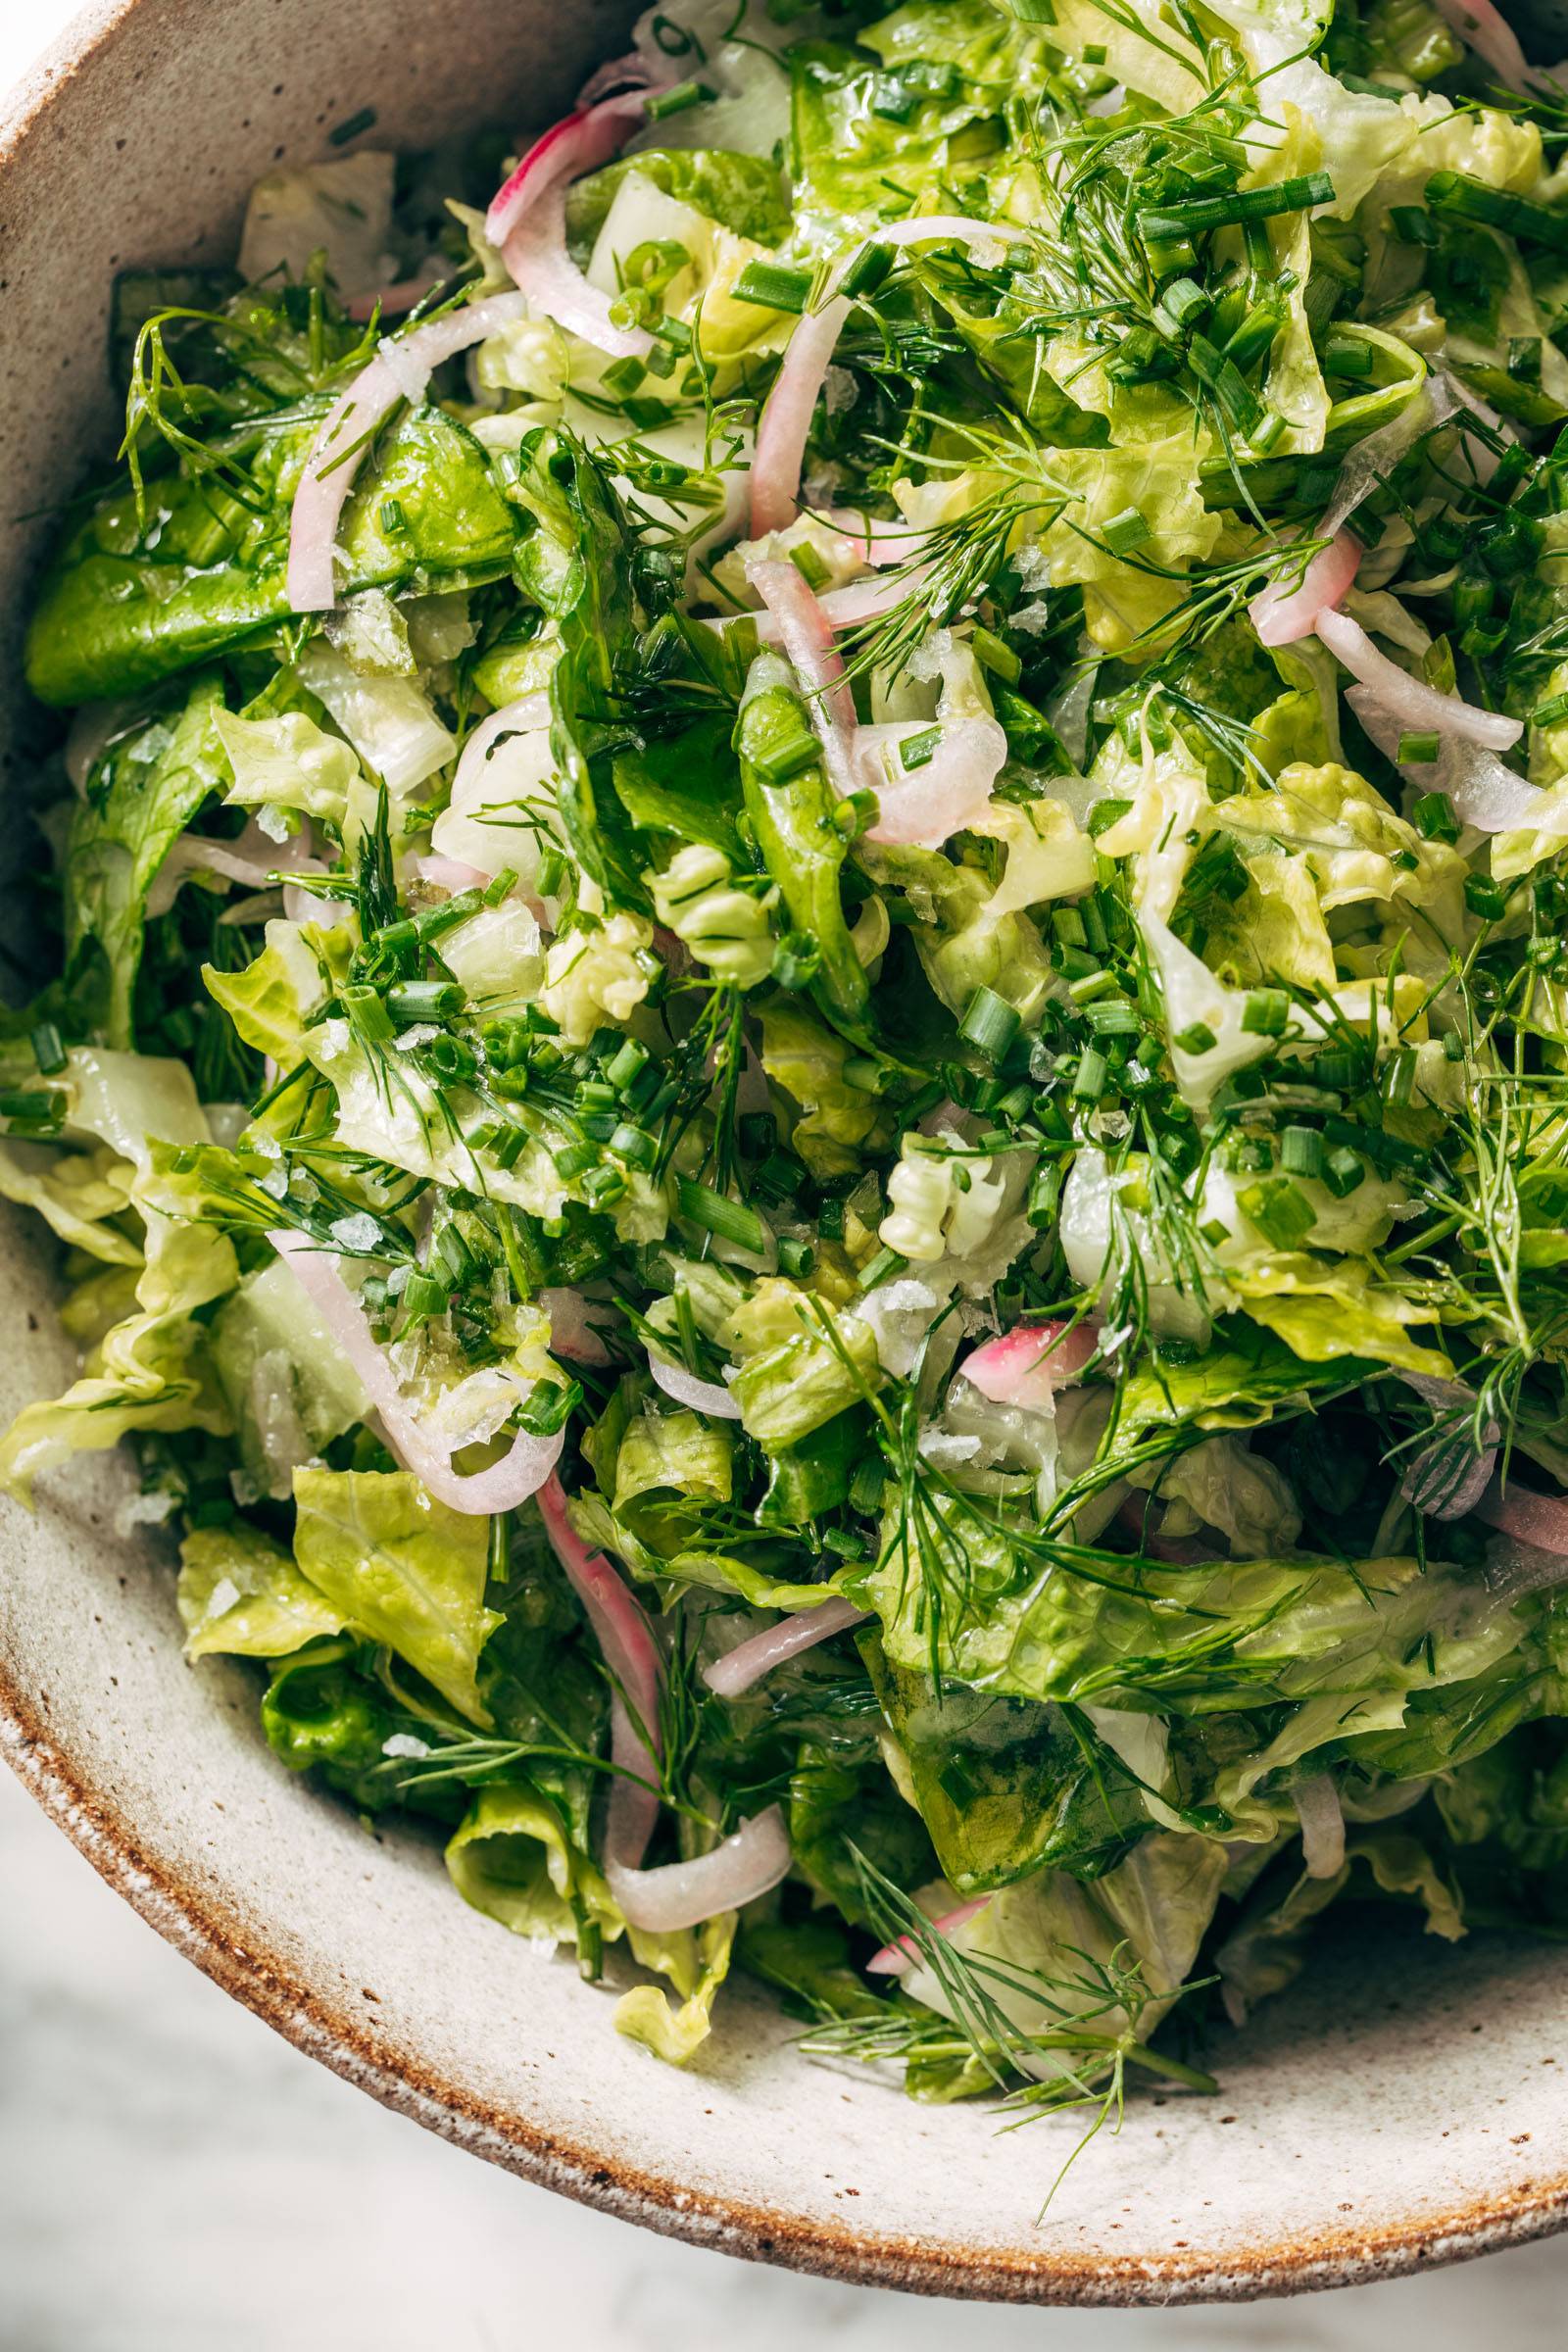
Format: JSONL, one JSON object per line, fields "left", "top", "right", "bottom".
{"left": 1, "top": 6, "right": 1567, "bottom": 2346}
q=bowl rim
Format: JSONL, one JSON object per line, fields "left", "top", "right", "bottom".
{"left": 4, "top": 0, "right": 1568, "bottom": 2309}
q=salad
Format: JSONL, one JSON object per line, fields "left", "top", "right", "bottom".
{"left": 9, "top": 0, "right": 1568, "bottom": 2171}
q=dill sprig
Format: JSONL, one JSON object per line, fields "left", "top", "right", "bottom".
{"left": 799, "top": 1847, "right": 1215, "bottom": 2216}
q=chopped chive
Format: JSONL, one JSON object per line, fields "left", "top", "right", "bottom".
{"left": 832, "top": 788, "right": 880, "bottom": 839}
{"left": 732, "top": 261, "right": 814, "bottom": 314}
{"left": 1281, "top": 1125, "right": 1323, "bottom": 1179}
{"left": 601, "top": 355, "right": 646, "bottom": 398}
{"left": 899, "top": 725, "right": 943, "bottom": 772}
{"left": 1413, "top": 791, "right": 1460, "bottom": 843}
{"left": 1086, "top": 998, "right": 1140, "bottom": 1036}
{"left": 379, "top": 497, "right": 406, "bottom": 534}
{"left": 1172, "top": 1020, "right": 1217, "bottom": 1055}
{"left": 858, "top": 1245, "right": 908, "bottom": 1292}
{"left": 789, "top": 541, "right": 832, "bottom": 591}
{"left": 328, "top": 106, "right": 377, "bottom": 146}
{"left": 1238, "top": 1176, "right": 1316, "bottom": 1249}
{"left": 483, "top": 866, "right": 518, "bottom": 906}
{"left": 1397, "top": 731, "right": 1440, "bottom": 765}
{"left": 1465, "top": 872, "right": 1508, "bottom": 920}
{"left": 1535, "top": 691, "right": 1568, "bottom": 727}
{"left": 778, "top": 1236, "right": 815, "bottom": 1278}
{"left": 341, "top": 982, "right": 395, "bottom": 1046}
{"left": 1102, "top": 506, "right": 1152, "bottom": 559}
{"left": 0, "top": 1086, "right": 64, "bottom": 1131}
{"left": 971, "top": 623, "right": 1020, "bottom": 684}
{"left": 840, "top": 240, "right": 895, "bottom": 301}
{"left": 1322, "top": 1145, "right": 1366, "bottom": 1199}
{"left": 1071, "top": 1046, "right": 1109, "bottom": 1101}
{"left": 1324, "top": 331, "right": 1374, "bottom": 378}
{"left": 553, "top": 1141, "right": 599, "bottom": 1181}
{"left": 401, "top": 1270, "right": 449, "bottom": 1322}
{"left": 1389, "top": 204, "right": 1439, "bottom": 247}
{"left": 1426, "top": 169, "right": 1568, "bottom": 257}
{"left": 1161, "top": 274, "right": 1207, "bottom": 326}
{"left": 610, "top": 1122, "right": 658, "bottom": 1171}
{"left": 676, "top": 1179, "right": 766, "bottom": 1254}
{"left": 386, "top": 979, "right": 462, "bottom": 1024}
{"left": 1241, "top": 987, "right": 1290, "bottom": 1038}
{"left": 1137, "top": 171, "right": 1334, "bottom": 241}
{"left": 644, "top": 75, "right": 712, "bottom": 121}
{"left": 1249, "top": 409, "right": 1288, "bottom": 455}
{"left": 582, "top": 1164, "right": 627, "bottom": 1209}
{"left": 29, "top": 1021, "right": 66, "bottom": 1076}
{"left": 959, "top": 984, "right": 1021, "bottom": 1062}
{"left": 1010, "top": 0, "right": 1057, "bottom": 20}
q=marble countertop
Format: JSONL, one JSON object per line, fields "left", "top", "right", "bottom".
{"left": 3, "top": 8, "right": 1567, "bottom": 2345}
{"left": 5, "top": 1761, "right": 1567, "bottom": 2350}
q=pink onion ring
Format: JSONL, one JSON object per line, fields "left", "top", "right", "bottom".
{"left": 1250, "top": 379, "right": 1467, "bottom": 646}
{"left": 1250, "top": 528, "right": 1362, "bottom": 649}
{"left": 409, "top": 853, "right": 491, "bottom": 896}
{"left": 1293, "top": 1774, "right": 1346, "bottom": 1881}
{"left": 702, "top": 1597, "right": 872, "bottom": 1698}
{"left": 605, "top": 1804, "right": 793, "bottom": 1934}
{"left": 646, "top": 1349, "right": 742, "bottom": 1419}
{"left": 146, "top": 818, "right": 326, "bottom": 921}
{"left": 1431, "top": 0, "right": 1533, "bottom": 88}
{"left": 1316, "top": 608, "right": 1522, "bottom": 751}
{"left": 536, "top": 1473, "right": 663, "bottom": 1868}
{"left": 1474, "top": 1474, "right": 1568, "bottom": 1555}
{"left": 748, "top": 558, "right": 861, "bottom": 806}
{"left": 542, "top": 1288, "right": 612, "bottom": 1366}
{"left": 345, "top": 270, "right": 447, "bottom": 323}
{"left": 868, "top": 1894, "right": 993, "bottom": 1977}
{"left": 1346, "top": 689, "right": 1539, "bottom": 833}
{"left": 857, "top": 712, "right": 1007, "bottom": 848}
{"left": 287, "top": 292, "right": 529, "bottom": 612}
{"left": 958, "top": 1321, "right": 1098, "bottom": 1415}
{"left": 487, "top": 93, "right": 653, "bottom": 360}
{"left": 751, "top": 215, "right": 1011, "bottom": 537}
{"left": 269, "top": 1229, "right": 564, "bottom": 1511}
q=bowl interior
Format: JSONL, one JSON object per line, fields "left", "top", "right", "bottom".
{"left": 2, "top": 0, "right": 1568, "bottom": 2305}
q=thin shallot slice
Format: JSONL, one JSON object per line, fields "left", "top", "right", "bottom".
{"left": 606, "top": 1805, "right": 794, "bottom": 1934}
{"left": 536, "top": 1473, "right": 664, "bottom": 1868}
{"left": 857, "top": 711, "right": 1007, "bottom": 849}
{"left": 1293, "top": 1775, "right": 1346, "bottom": 1880}
{"left": 867, "top": 1895, "right": 993, "bottom": 1976}
{"left": 1431, "top": 0, "right": 1533, "bottom": 89}
{"left": 1473, "top": 1473, "right": 1568, "bottom": 1555}
{"left": 748, "top": 557, "right": 861, "bottom": 805}
{"left": 751, "top": 215, "right": 1010, "bottom": 537}
{"left": 646, "top": 1349, "right": 742, "bottom": 1419}
{"left": 487, "top": 93, "right": 653, "bottom": 359}
{"left": 958, "top": 1321, "right": 1098, "bottom": 1415}
{"left": 1315, "top": 608, "right": 1522, "bottom": 750}
{"left": 1250, "top": 528, "right": 1362, "bottom": 649}
{"left": 702, "top": 1597, "right": 872, "bottom": 1698}
{"left": 146, "top": 817, "right": 326, "bottom": 920}
{"left": 287, "top": 292, "right": 529, "bottom": 612}
{"left": 269, "top": 1229, "right": 564, "bottom": 1512}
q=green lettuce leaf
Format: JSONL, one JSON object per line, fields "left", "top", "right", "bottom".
{"left": 291, "top": 1466, "right": 501, "bottom": 1725}
{"left": 178, "top": 1522, "right": 348, "bottom": 1658}
{"left": 67, "top": 674, "right": 229, "bottom": 1047}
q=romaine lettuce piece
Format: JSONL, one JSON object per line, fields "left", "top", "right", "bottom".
{"left": 291, "top": 1467, "right": 501, "bottom": 1725}
{"left": 178, "top": 1523, "right": 348, "bottom": 1659}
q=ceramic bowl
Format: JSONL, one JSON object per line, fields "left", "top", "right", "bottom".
{"left": 4, "top": 0, "right": 1568, "bottom": 2306}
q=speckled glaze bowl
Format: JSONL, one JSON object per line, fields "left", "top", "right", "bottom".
{"left": 5, "top": 0, "right": 1568, "bottom": 2306}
